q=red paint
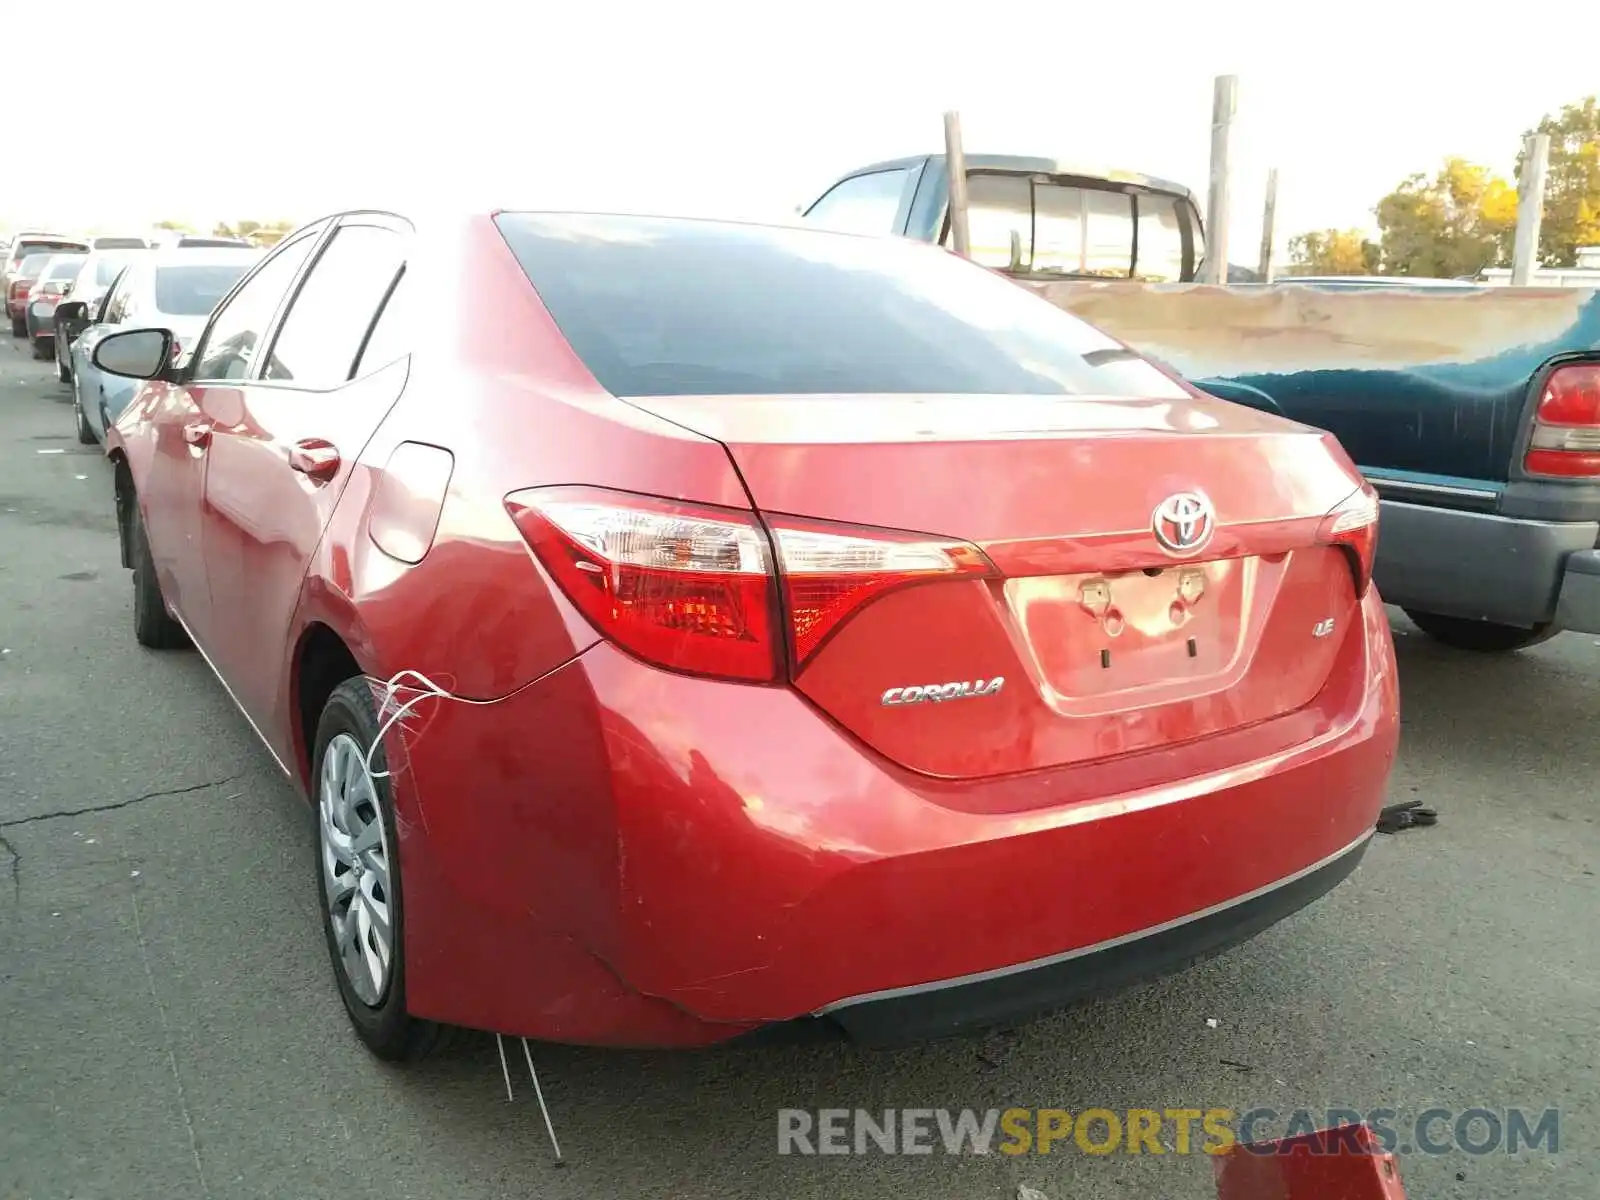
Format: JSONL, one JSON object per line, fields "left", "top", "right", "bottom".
{"left": 107, "top": 210, "right": 1399, "bottom": 1047}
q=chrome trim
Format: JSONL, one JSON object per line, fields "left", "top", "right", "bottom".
{"left": 814, "top": 828, "right": 1374, "bottom": 1015}
{"left": 1368, "top": 477, "right": 1499, "bottom": 502}
{"left": 171, "top": 607, "right": 296, "bottom": 779}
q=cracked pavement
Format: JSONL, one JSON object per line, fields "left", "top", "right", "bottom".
{"left": 1, "top": 336, "right": 1597, "bottom": 1200}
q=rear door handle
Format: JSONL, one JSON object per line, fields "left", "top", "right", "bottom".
{"left": 182, "top": 421, "right": 211, "bottom": 447}
{"left": 289, "top": 439, "right": 341, "bottom": 480}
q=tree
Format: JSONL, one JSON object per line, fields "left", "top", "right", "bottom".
{"left": 213, "top": 219, "right": 295, "bottom": 245}
{"left": 1373, "top": 157, "right": 1515, "bottom": 277}
{"left": 1515, "top": 96, "right": 1600, "bottom": 268}
{"left": 1285, "top": 229, "right": 1380, "bottom": 275}
{"left": 155, "top": 219, "right": 194, "bottom": 233}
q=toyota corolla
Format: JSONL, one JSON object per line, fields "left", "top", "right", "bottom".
{"left": 95, "top": 208, "right": 1399, "bottom": 1059}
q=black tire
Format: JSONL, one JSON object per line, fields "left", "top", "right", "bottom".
{"left": 57, "top": 339, "right": 71, "bottom": 382}
{"left": 30, "top": 336, "right": 49, "bottom": 360}
{"left": 128, "top": 501, "right": 189, "bottom": 648}
{"left": 1403, "top": 609, "right": 1561, "bottom": 653}
{"left": 74, "top": 389, "right": 95, "bottom": 445}
{"left": 10, "top": 314, "right": 25, "bottom": 337}
{"left": 312, "top": 677, "right": 451, "bottom": 1062}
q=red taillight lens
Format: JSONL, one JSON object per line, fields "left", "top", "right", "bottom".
{"left": 769, "top": 518, "right": 995, "bottom": 666}
{"left": 505, "top": 487, "right": 779, "bottom": 682}
{"left": 1317, "top": 484, "right": 1380, "bottom": 598}
{"left": 1525, "top": 363, "right": 1600, "bottom": 478}
{"left": 9, "top": 280, "right": 30, "bottom": 299}
{"left": 505, "top": 487, "right": 997, "bottom": 681}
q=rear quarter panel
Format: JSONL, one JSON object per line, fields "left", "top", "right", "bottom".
{"left": 1022, "top": 280, "right": 1600, "bottom": 485}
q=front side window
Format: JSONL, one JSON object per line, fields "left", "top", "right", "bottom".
{"left": 105, "top": 267, "right": 143, "bottom": 324}
{"left": 495, "top": 212, "right": 1190, "bottom": 400}
{"left": 263, "top": 225, "right": 405, "bottom": 387}
{"left": 193, "top": 234, "right": 319, "bottom": 381}
{"left": 803, "top": 168, "right": 913, "bottom": 236}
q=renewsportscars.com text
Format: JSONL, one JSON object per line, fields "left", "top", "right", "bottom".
{"left": 777, "top": 1107, "right": 1560, "bottom": 1157}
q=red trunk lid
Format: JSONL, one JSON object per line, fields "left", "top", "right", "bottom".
{"left": 622, "top": 391, "right": 1369, "bottom": 781}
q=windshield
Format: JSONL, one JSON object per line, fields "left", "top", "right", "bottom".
{"left": 153, "top": 262, "right": 250, "bottom": 315}
{"left": 494, "top": 213, "right": 1190, "bottom": 400}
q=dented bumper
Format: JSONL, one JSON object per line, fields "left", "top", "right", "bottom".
{"left": 391, "top": 588, "right": 1398, "bottom": 1047}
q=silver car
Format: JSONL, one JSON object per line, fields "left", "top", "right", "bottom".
{"left": 70, "top": 247, "right": 261, "bottom": 446}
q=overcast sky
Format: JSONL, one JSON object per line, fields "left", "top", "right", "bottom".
{"left": 8, "top": 0, "right": 1594, "bottom": 262}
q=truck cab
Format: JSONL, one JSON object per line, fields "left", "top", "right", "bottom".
{"left": 802, "top": 154, "right": 1205, "bottom": 283}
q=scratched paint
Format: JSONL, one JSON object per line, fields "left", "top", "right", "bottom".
{"left": 1024, "top": 281, "right": 1600, "bottom": 483}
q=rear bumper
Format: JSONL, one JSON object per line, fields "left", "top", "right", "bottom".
{"left": 795, "top": 831, "right": 1370, "bottom": 1044}
{"left": 393, "top": 588, "right": 1399, "bottom": 1047}
{"left": 1374, "top": 499, "right": 1600, "bottom": 632}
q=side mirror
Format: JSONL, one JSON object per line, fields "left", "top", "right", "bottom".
{"left": 55, "top": 300, "right": 88, "bottom": 325}
{"left": 93, "top": 328, "right": 175, "bottom": 380}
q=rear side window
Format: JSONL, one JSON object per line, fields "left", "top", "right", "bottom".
{"left": 263, "top": 224, "right": 405, "bottom": 387}
{"left": 803, "top": 168, "right": 913, "bottom": 235}
{"left": 951, "top": 175, "right": 1138, "bottom": 277}
{"left": 154, "top": 263, "right": 253, "bottom": 316}
{"left": 494, "top": 213, "right": 1189, "bottom": 399}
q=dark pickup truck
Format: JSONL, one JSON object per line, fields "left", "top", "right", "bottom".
{"left": 803, "top": 154, "right": 1600, "bottom": 652}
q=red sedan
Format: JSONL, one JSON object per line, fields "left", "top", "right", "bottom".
{"left": 95, "top": 208, "right": 1398, "bottom": 1059}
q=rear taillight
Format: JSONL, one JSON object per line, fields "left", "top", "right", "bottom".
{"left": 504, "top": 487, "right": 995, "bottom": 681}
{"left": 1524, "top": 362, "right": 1600, "bottom": 478}
{"left": 506, "top": 488, "right": 779, "bottom": 682}
{"left": 8, "top": 280, "right": 30, "bottom": 299}
{"left": 769, "top": 518, "right": 994, "bottom": 666}
{"left": 1317, "top": 484, "right": 1379, "bottom": 598}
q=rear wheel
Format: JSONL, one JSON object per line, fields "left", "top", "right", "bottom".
{"left": 74, "top": 389, "right": 95, "bottom": 444}
{"left": 128, "top": 500, "right": 189, "bottom": 648}
{"left": 56, "top": 336, "right": 71, "bottom": 382}
{"left": 9, "top": 315, "right": 24, "bottom": 338}
{"left": 313, "top": 677, "right": 450, "bottom": 1062}
{"left": 1403, "top": 609, "right": 1560, "bottom": 653}
{"left": 30, "top": 336, "right": 49, "bottom": 360}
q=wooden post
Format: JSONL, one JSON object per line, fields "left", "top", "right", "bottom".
{"left": 943, "top": 110, "right": 972, "bottom": 259}
{"left": 1203, "top": 75, "right": 1238, "bottom": 285}
{"left": 1257, "top": 168, "right": 1279, "bottom": 282}
{"left": 1512, "top": 133, "right": 1550, "bottom": 286}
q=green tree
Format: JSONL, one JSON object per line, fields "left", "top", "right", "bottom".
{"left": 1374, "top": 157, "right": 1515, "bottom": 277}
{"left": 1285, "top": 229, "right": 1380, "bottom": 275}
{"left": 156, "top": 219, "right": 194, "bottom": 233}
{"left": 213, "top": 219, "right": 295, "bottom": 245}
{"left": 1515, "top": 96, "right": 1600, "bottom": 267}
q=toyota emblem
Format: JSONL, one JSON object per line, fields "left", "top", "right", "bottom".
{"left": 1152, "top": 492, "right": 1216, "bottom": 556}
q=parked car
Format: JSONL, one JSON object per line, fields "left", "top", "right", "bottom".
{"left": 54, "top": 247, "right": 150, "bottom": 380}
{"left": 22, "top": 251, "right": 88, "bottom": 358}
{"left": 806, "top": 151, "right": 1600, "bottom": 653}
{"left": 7, "top": 252, "right": 61, "bottom": 337}
{"left": 94, "top": 208, "right": 1397, "bottom": 1058}
{"left": 63, "top": 247, "right": 259, "bottom": 445}
{"left": 84, "top": 234, "right": 151, "bottom": 251}
{"left": 4, "top": 234, "right": 88, "bottom": 333}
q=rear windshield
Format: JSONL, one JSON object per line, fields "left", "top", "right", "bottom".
{"left": 494, "top": 213, "right": 1189, "bottom": 398}
{"left": 43, "top": 257, "right": 85, "bottom": 281}
{"left": 17, "top": 254, "right": 54, "bottom": 277}
{"left": 93, "top": 237, "right": 148, "bottom": 250}
{"left": 95, "top": 256, "right": 133, "bottom": 285}
{"left": 178, "top": 237, "right": 250, "bottom": 248}
{"left": 154, "top": 262, "right": 249, "bottom": 315}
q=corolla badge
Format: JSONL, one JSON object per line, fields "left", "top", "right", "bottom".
{"left": 1152, "top": 491, "right": 1216, "bottom": 557}
{"left": 882, "top": 678, "right": 1005, "bottom": 706}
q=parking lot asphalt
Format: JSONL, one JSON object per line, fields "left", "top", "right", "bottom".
{"left": 0, "top": 334, "right": 1595, "bottom": 1200}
